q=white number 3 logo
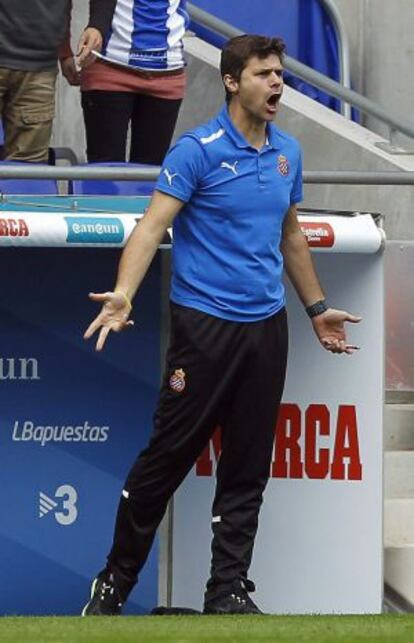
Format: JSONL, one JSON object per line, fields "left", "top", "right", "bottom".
{"left": 55, "top": 484, "right": 78, "bottom": 526}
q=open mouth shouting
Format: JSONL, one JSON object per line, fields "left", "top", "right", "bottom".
{"left": 266, "top": 92, "right": 282, "bottom": 114}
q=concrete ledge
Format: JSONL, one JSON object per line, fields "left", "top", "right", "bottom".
{"left": 384, "top": 404, "right": 414, "bottom": 451}
{"left": 385, "top": 499, "right": 414, "bottom": 546}
{"left": 385, "top": 545, "right": 414, "bottom": 605}
{"left": 385, "top": 451, "right": 414, "bottom": 498}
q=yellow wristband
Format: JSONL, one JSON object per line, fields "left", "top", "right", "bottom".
{"left": 115, "top": 289, "right": 132, "bottom": 310}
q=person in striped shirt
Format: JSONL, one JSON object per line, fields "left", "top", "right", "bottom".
{"left": 77, "top": 0, "right": 189, "bottom": 164}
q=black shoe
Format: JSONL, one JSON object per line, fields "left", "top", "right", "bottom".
{"left": 203, "top": 579, "right": 263, "bottom": 615}
{"left": 81, "top": 569, "right": 123, "bottom": 616}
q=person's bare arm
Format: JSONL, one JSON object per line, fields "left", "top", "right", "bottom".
{"left": 115, "top": 191, "right": 182, "bottom": 300}
{"left": 281, "top": 205, "right": 361, "bottom": 354}
{"left": 280, "top": 204, "right": 325, "bottom": 306}
{"left": 58, "top": 0, "right": 80, "bottom": 85}
{"left": 84, "top": 191, "right": 184, "bottom": 351}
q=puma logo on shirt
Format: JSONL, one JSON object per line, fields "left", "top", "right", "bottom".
{"left": 164, "top": 168, "right": 178, "bottom": 186}
{"left": 220, "top": 161, "right": 239, "bottom": 176}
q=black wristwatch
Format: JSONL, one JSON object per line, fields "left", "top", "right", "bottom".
{"left": 306, "top": 299, "right": 328, "bottom": 318}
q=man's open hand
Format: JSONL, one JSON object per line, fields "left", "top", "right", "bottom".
{"left": 312, "top": 308, "right": 362, "bottom": 355}
{"left": 84, "top": 291, "right": 134, "bottom": 351}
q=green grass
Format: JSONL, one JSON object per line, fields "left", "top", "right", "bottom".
{"left": 0, "top": 615, "right": 414, "bottom": 643}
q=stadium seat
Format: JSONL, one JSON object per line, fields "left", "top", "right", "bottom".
{"left": 70, "top": 162, "right": 156, "bottom": 196}
{"left": 0, "top": 160, "right": 58, "bottom": 195}
{"left": 48, "top": 146, "right": 78, "bottom": 166}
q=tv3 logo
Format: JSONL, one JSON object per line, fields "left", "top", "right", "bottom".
{"left": 39, "top": 485, "right": 78, "bottom": 526}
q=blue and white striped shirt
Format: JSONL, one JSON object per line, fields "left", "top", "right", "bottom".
{"left": 101, "top": 0, "right": 189, "bottom": 71}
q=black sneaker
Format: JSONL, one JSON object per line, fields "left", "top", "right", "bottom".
{"left": 203, "top": 579, "right": 263, "bottom": 615}
{"left": 81, "top": 570, "right": 123, "bottom": 616}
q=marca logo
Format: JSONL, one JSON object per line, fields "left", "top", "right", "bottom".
{"left": 0, "top": 357, "right": 40, "bottom": 381}
{"left": 65, "top": 217, "right": 124, "bottom": 244}
{"left": 39, "top": 484, "right": 78, "bottom": 525}
{"left": 196, "top": 403, "right": 362, "bottom": 481}
{"left": 300, "top": 222, "right": 335, "bottom": 248}
{"left": 0, "top": 218, "right": 29, "bottom": 237}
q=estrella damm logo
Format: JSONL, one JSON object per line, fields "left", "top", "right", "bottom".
{"left": 65, "top": 217, "right": 124, "bottom": 244}
{"left": 277, "top": 154, "right": 290, "bottom": 177}
{"left": 300, "top": 222, "right": 335, "bottom": 248}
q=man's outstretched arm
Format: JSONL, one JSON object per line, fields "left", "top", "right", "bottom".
{"left": 84, "top": 190, "right": 184, "bottom": 351}
{"left": 280, "top": 205, "right": 361, "bottom": 354}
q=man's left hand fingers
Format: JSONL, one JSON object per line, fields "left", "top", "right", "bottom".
{"left": 96, "top": 326, "right": 110, "bottom": 351}
{"left": 345, "top": 345, "right": 360, "bottom": 354}
{"left": 345, "top": 313, "right": 362, "bottom": 323}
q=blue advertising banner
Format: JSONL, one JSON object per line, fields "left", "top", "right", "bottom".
{"left": 0, "top": 247, "right": 161, "bottom": 615}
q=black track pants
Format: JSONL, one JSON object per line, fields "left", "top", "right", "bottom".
{"left": 81, "top": 91, "right": 182, "bottom": 164}
{"left": 106, "top": 303, "right": 288, "bottom": 601}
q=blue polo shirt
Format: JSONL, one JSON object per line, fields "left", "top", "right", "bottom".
{"left": 155, "top": 105, "right": 303, "bottom": 322}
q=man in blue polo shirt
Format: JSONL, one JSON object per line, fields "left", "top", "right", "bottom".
{"left": 82, "top": 34, "right": 360, "bottom": 616}
{"left": 160, "top": 101, "right": 302, "bottom": 321}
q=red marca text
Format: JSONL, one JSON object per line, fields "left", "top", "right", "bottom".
{"left": 196, "top": 404, "right": 362, "bottom": 481}
{"left": 0, "top": 218, "right": 29, "bottom": 237}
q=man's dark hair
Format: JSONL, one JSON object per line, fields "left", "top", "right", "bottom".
{"left": 220, "top": 34, "right": 286, "bottom": 104}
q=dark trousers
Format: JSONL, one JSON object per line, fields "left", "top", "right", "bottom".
{"left": 107, "top": 303, "right": 288, "bottom": 602}
{"left": 81, "top": 91, "right": 182, "bottom": 164}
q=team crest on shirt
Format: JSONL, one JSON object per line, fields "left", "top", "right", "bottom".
{"left": 277, "top": 154, "right": 290, "bottom": 177}
{"left": 169, "top": 368, "right": 186, "bottom": 393}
